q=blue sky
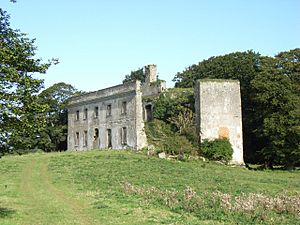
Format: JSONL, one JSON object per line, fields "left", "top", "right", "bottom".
{"left": 2, "top": 0, "right": 300, "bottom": 91}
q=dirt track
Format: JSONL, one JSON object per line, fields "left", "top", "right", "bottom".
{"left": 20, "top": 156, "right": 93, "bottom": 225}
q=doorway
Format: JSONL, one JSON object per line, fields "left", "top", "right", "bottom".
{"left": 145, "top": 105, "right": 153, "bottom": 121}
{"left": 93, "top": 128, "right": 100, "bottom": 149}
{"left": 107, "top": 129, "right": 112, "bottom": 148}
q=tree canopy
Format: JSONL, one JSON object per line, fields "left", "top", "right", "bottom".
{"left": 37, "top": 82, "right": 79, "bottom": 152}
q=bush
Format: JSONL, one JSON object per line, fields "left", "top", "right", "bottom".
{"left": 200, "top": 139, "right": 233, "bottom": 162}
{"left": 162, "top": 135, "right": 196, "bottom": 155}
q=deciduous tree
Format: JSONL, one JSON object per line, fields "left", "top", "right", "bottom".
{"left": 251, "top": 55, "right": 300, "bottom": 168}
{"left": 37, "top": 82, "right": 79, "bottom": 151}
{"left": 0, "top": 8, "right": 57, "bottom": 154}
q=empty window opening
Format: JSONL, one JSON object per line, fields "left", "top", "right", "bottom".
{"left": 75, "top": 132, "right": 79, "bottom": 146}
{"left": 83, "top": 130, "right": 88, "bottom": 147}
{"left": 107, "top": 104, "right": 112, "bottom": 117}
{"left": 75, "top": 110, "right": 80, "bottom": 121}
{"left": 83, "top": 108, "right": 88, "bottom": 120}
{"left": 107, "top": 129, "right": 112, "bottom": 148}
{"left": 94, "top": 106, "right": 99, "bottom": 118}
{"left": 93, "top": 128, "right": 100, "bottom": 149}
{"left": 121, "top": 101, "right": 127, "bottom": 115}
{"left": 121, "top": 127, "right": 127, "bottom": 145}
{"left": 145, "top": 105, "right": 153, "bottom": 121}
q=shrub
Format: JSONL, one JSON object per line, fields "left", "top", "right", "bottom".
{"left": 200, "top": 139, "right": 233, "bottom": 162}
{"left": 162, "top": 134, "right": 196, "bottom": 155}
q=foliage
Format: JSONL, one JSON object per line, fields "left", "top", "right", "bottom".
{"left": 172, "top": 49, "right": 300, "bottom": 168}
{"left": 123, "top": 67, "right": 145, "bottom": 83}
{"left": 251, "top": 55, "right": 300, "bottom": 168}
{"left": 200, "top": 139, "right": 233, "bottom": 162}
{"left": 173, "top": 50, "right": 260, "bottom": 90}
{"left": 168, "top": 106, "right": 194, "bottom": 134}
{"left": 37, "top": 82, "right": 79, "bottom": 152}
{"left": 0, "top": 8, "right": 57, "bottom": 154}
{"left": 145, "top": 119, "right": 197, "bottom": 155}
{"left": 161, "top": 135, "right": 197, "bottom": 156}
{"left": 147, "top": 89, "right": 199, "bottom": 150}
{"left": 152, "top": 88, "right": 194, "bottom": 122}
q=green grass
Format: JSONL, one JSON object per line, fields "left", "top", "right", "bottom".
{"left": 0, "top": 150, "right": 299, "bottom": 224}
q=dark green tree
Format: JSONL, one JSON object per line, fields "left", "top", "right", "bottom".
{"left": 0, "top": 8, "right": 57, "bottom": 154}
{"left": 123, "top": 67, "right": 145, "bottom": 83}
{"left": 251, "top": 55, "right": 300, "bottom": 168}
{"left": 37, "top": 83, "right": 79, "bottom": 152}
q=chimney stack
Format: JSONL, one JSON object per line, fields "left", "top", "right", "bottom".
{"left": 144, "top": 64, "right": 157, "bottom": 83}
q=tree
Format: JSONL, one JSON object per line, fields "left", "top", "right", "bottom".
{"left": 251, "top": 56, "right": 300, "bottom": 168}
{"left": 0, "top": 8, "right": 57, "bottom": 154}
{"left": 123, "top": 67, "right": 145, "bottom": 83}
{"left": 37, "top": 83, "right": 79, "bottom": 151}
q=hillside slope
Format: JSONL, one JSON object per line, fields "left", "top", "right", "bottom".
{"left": 0, "top": 151, "right": 299, "bottom": 224}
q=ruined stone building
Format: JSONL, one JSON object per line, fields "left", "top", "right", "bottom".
{"left": 195, "top": 80, "right": 244, "bottom": 164}
{"left": 67, "top": 65, "right": 244, "bottom": 165}
{"left": 67, "top": 65, "right": 166, "bottom": 150}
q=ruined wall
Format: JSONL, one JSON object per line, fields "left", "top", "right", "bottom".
{"left": 67, "top": 81, "right": 147, "bottom": 151}
{"left": 142, "top": 64, "right": 166, "bottom": 97}
{"left": 195, "top": 80, "right": 244, "bottom": 164}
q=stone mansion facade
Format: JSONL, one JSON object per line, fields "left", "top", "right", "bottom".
{"left": 67, "top": 65, "right": 166, "bottom": 150}
{"left": 67, "top": 65, "right": 244, "bottom": 164}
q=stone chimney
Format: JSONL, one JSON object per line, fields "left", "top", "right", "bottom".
{"left": 144, "top": 64, "right": 157, "bottom": 83}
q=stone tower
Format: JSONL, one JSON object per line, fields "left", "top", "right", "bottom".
{"left": 195, "top": 79, "right": 244, "bottom": 165}
{"left": 144, "top": 64, "right": 157, "bottom": 83}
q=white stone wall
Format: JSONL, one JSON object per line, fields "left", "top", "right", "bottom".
{"left": 195, "top": 80, "right": 244, "bottom": 165}
{"left": 67, "top": 81, "right": 147, "bottom": 150}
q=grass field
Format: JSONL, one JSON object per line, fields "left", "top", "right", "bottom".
{"left": 0, "top": 150, "right": 299, "bottom": 225}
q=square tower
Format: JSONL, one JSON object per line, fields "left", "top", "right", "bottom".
{"left": 144, "top": 64, "right": 157, "bottom": 83}
{"left": 195, "top": 79, "right": 244, "bottom": 165}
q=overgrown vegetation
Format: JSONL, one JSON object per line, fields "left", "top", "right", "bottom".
{"left": 145, "top": 90, "right": 236, "bottom": 163}
{"left": 145, "top": 119, "right": 197, "bottom": 156}
{"left": 122, "top": 181, "right": 300, "bottom": 223}
{"left": 146, "top": 88, "right": 199, "bottom": 149}
{"left": 200, "top": 139, "right": 233, "bottom": 162}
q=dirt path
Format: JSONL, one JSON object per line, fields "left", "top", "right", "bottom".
{"left": 20, "top": 156, "right": 94, "bottom": 225}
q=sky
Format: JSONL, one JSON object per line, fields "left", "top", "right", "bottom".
{"left": 2, "top": 0, "right": 300, "bottom": 92}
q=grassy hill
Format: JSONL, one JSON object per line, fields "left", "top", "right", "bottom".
{"left": 0, "top": 150, "right": 299, "bottom": 225}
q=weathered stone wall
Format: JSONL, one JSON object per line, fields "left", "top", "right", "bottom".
{"left": 195, "top": 80, "right": 244, "bottom": 164}
{"left": 67, "top": 81, "right": 147, "bottom": 151}
{"left": 142, "top": 64, "right": 166, "bottom": 97}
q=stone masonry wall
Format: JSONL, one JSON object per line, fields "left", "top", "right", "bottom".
{"left": 142, "top": 64, "right": 166, "bottom": 97}
{"left": 195, "top": 80, "right": 244, "bottom": 164}
{"left": 67, "top": 80, "right": 147, "bottom": 150}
